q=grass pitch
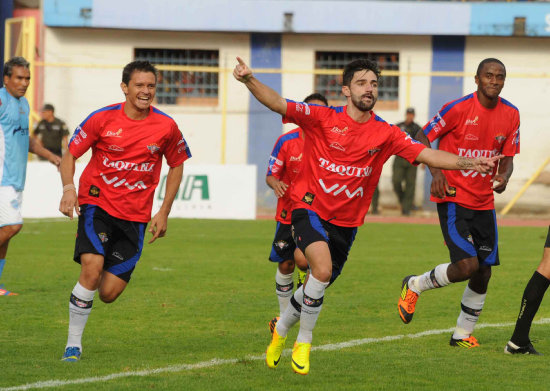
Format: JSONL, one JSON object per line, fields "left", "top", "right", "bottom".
{"left": 1, "top": 219, "right": 549, "bottom": 390}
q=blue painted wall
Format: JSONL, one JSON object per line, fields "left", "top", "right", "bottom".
{"left": 423, "top": 36, "right": 465, "bottom": 210}
{"left": 43, "top": 0, "right": 92, "bottom": 27}
{"left": 470, "top": 3, "right": 550, "bottom": 36}
{"left": 247, "top": 33, "right": 283, "bottom": 210}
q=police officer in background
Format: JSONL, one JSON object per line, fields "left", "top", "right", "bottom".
{"left": 33, "top": 103, "right": 70, "bottom": 160}
{"left": 392, "top": 107, "right": 422, "bottom": 215}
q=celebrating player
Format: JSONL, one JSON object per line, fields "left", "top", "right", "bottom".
{"left": 58, "top": 60, "right": 191, "bottom": 362}
{"left": 0, "top": 57, "right": 61, "bottom": 296}
{"left": 234, "top": 56, "right": 501, "bottom": 375}
{"left": 505, "top": 226, "right": 550, "bottom": 355}
{"left": 398, "top": 58, "right": 519, "bottom": 349}
{"left": 266, "top": 93, "right": 327, "bottom": 329}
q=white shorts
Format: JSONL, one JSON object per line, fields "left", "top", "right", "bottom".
{"left": 0, "top": 186, "right": 23, "bottom": 227}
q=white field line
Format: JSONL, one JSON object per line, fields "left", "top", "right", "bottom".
{"left": 3, "top": 318, "right": 550, "bottom": 391}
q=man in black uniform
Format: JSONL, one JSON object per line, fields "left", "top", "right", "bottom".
{"left": 392, "top": 107, "right": 422, "bottom": 215}
{"left": 505, "top": 226, "right": 550, "bottom": 355}
{"left": 33, "top": 104, "right": 70, "bottom": 159}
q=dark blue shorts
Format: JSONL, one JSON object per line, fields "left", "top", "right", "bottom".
{"left": 437, "top": 202, "right": 499, "bottom": 266}
{"left": 291, "top": 208, "right": 357, "bottom": 284}
{"left": 545, "top": 226, "right": 550, "bottom": 248}
{"left": 74, "top": 204, "right": 146, "bottom": 282}
{"left": 269, "top": 222, "right": 296, "bottom": 263}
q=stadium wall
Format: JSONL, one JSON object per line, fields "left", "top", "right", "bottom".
{"left": 41, "top": 27, "right": 550, "bottom": 213}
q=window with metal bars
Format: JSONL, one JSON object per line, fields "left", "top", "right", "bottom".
{"left": 315, "top": 51, "right": 399, "bottom": 107}
{"left": 134, "top": 48, "right": 219, "bottom": 105}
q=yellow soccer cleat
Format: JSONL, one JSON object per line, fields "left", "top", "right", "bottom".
{"left": 291, "top": 342, "right": 311, "bottom": 375}
{"left": 297, "top": 269, "right": 307, "bottom": 287}
{"left": 265, "top": 327, "right": 287, "bottom": 368}
{"left": 268, "top": 317, "right": 279, "bottom": 334}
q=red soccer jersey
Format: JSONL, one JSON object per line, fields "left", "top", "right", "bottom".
{"left": 267, "top": 127, "right": 304, "bottom": 224}
{"left": 424, "top": 92, "right": 520, "bottom": 210}
{"left": 284, "top": 100, "right": 426, "bottom": 227}
{"left": 69, "top": 102, "right": 191, "bottom": 222}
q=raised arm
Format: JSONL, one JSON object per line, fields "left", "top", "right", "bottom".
{"left": 416, "top": 148, "right": 503, "bottom": 174}
{"left": 233, "top": 56, "right": 287, "bottom": 116}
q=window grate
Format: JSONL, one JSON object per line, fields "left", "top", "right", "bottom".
{"left": 135, "top": 48, "right": 219, "bottom": 105}
{"left": 315, "top": 51, "right": 399, "bottom": 103}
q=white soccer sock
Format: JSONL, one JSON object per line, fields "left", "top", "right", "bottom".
{"left": 275, "top": 269, "right": 294, "bottom": 315}
{"left": 296, "top": 274, "right": 329, "bottom": 344}
{"left": 66, "top": 282, "right": 96, "bottom": 351}
{"left": 411, "top": 263, "right": 451, "bottom": 294}
{"left": 276, "top": 285, "right": 303, "bottom": 337}
{"left": 452, "top": 285, "right": 486, "bottom": 340}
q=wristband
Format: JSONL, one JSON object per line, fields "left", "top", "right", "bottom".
{"left": 63, "top": 184, "right": 76, "bottom": 193}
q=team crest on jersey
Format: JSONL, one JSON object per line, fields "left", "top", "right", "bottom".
{"left": 302, "top": 192, "right": 315, "bottom": 205}
{"left": 465, "top": 134, "right": 479, "bottom": 141}
{"left": 147, "top": 143, "right": 160, "bottom": 154}
{"left": 467, "top": 234, "right": 474, "bottom": 244}
{"left": 98, "top": 232, "right": 108, "bottom": 243}
{"left": 367, "top": 147, "right": 381, "bottom": 156}
{"left": 281, "top": 209, "right": 287, "bottom": 219}
{"left": 495, "top": 134, "right": 506, "bottom": 144}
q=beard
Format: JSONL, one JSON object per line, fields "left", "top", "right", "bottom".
{"left": 351, "top": 93, "right": 377, "bottom": 112}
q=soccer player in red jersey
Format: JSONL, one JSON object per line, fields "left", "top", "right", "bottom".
{"left": 234, "top": 56, "right": 501, "bottom": 375}
{"left": 266, "top": 93, "right": 327, "bottom": 331}
{"left": 398, "top": 59, "right": 520, "bottom": 349}
{"left": 58, "top": 61, "right": 191, "bottom": 362}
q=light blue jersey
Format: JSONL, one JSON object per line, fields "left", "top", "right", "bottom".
{"left": 0, "top": 87, "right": 30, "bottom": 191}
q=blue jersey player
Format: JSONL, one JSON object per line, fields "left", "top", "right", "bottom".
{"left": 0, "top": 57, "right": 61, "bottom": 296}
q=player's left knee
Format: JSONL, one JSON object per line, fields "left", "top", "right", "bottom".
{"left": 98, "top": 289, "right": 122, "bottom": 303}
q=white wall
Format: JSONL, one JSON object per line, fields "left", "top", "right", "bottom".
{"left": 43, "top": 28, "right": 251, "bottom": 164}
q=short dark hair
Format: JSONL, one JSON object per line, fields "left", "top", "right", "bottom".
{"left": 342, "top": 59, "right": 381, "bottom": 87}
{"left": 303, "top": 93, "right": 328, "bottom": 106}
{"left": 122, "top": 60, "right": 158, "bottom": 85}
{"left": 3, "top": 56, "right": 30, "bottom": 78}
{"left": 476, "top": 58, "right": 506, "bottom": 78}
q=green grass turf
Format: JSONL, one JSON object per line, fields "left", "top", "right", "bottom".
{"left": 0, "top": 219, "right": 548, "bottom": 390}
